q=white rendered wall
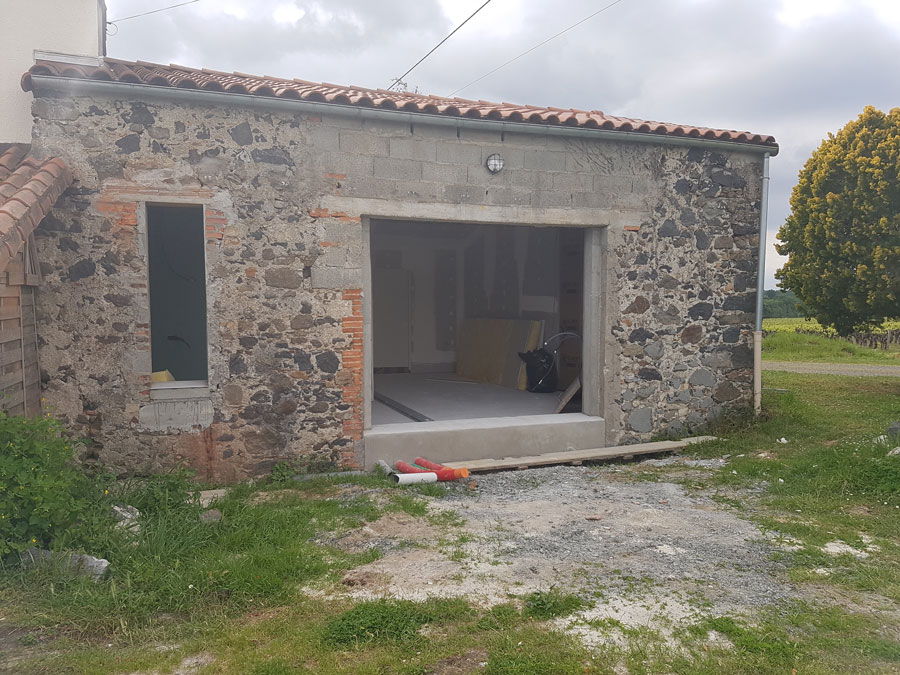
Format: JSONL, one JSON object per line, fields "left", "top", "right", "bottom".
{"left": 1, "top": 1, "right": 105, "bottom": 143}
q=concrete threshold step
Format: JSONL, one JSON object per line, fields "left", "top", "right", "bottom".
{"left": 364, "top": 413, "right": 605, "bottom": 469}
{"left": 441, "top": 436, "right": 716, "bottom": 473}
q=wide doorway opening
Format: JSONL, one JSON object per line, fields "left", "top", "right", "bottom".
{"left": 370, "top": 219, "right": 585, "bottom": 425}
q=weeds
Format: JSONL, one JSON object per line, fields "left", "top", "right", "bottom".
{"left": 523, "top": 589, "right": 586, "bottom": 620}
{"left": 0, "top": 488, "right": 381, "bottom": 637}
{"left": 323, "top": 597, "right": 470, "bottom": 647}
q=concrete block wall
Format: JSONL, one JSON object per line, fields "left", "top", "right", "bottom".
{"left": 29, "top": 93, "right": 762, "bottom": 480}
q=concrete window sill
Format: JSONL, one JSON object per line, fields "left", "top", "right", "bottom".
{"left": 150, "top": 381, "right": 210, "bottom": 401}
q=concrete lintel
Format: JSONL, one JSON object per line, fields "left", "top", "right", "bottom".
{"left": 310, "top": 266, "right": 361, "bottom": 289}
{"left": 318, "top": 196, "right": 646, "bottom": 229}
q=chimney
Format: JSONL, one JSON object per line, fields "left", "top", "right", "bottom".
{"left": 1, "top": 1, "right": 107, "bottom": 144}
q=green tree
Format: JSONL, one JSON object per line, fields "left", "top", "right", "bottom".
{"left": 775, "top": 106, "right": 900, "bottom": 335}
{"left": 762, "top": 289, "right": 802, "bottom": 318}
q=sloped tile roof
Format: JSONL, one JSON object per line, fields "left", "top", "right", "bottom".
{"left": 0, "top": 145, "right": 73, "bottom": 273}
{"left": 22, "top": 57, "right": 778, "bottom": 150}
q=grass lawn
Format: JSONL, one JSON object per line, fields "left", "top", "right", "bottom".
{"left": 762, "top": 330, "right": 900, "bottom": 365}
{"left": 1, "top": 372, "right": 899, "bottom": 673}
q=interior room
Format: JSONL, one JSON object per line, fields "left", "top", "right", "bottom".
{"left": 370, "top": 219, "right": 584, "bottom": 425}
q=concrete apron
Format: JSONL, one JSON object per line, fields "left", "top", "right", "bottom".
{"left": 363, "top": 413, "right": 606, "bottom": 469}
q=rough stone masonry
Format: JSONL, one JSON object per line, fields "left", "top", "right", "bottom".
{"left": 29, "top": 92, "right": 763, "bottom": 481}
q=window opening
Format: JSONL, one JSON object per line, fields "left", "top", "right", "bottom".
{"left": 147, "top": 204, "right": 208, "bottom": 384}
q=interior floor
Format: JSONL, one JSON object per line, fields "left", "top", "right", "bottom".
{"left": 372, "top": 373, "right": 560, "bottom": 425}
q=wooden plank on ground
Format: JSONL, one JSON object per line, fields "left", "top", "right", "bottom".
{"left": 442, "top": 436, "right": 717, "bottom": 472}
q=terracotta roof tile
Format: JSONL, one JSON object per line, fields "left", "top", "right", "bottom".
{"left": 0, "top": 145, "right": 73, "bottom": 274}
{"left": 23, "top": 57, "right": 778, "bottom": 150}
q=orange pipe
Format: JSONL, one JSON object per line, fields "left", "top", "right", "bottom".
{"left": 396, "top": 460, "right": 463, "bottom": 481}
{"left": 414, "top": 457, "right": 469, "bottom": 480}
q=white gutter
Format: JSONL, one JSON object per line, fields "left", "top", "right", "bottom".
{"left": 753, "top": 153, "right": 771, "bottom": 415}
{"left": 28, "top": 75, "right": 779, "bottom": 156}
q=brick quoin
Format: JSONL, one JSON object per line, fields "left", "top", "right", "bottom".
{"left": 341, "top": 288, "right": 364, "bottom": 444}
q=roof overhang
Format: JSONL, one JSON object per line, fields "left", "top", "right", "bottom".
{"left": 26, "top": 74, "right": 778, "bottom": 157}
{"left": 0, "top": 145, "right": 73, "bottom": 274}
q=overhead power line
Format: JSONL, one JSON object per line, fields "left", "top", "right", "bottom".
{"left": 449, "top": 0, "right": 629, "bottom": 97}
{"left": 108, "top": 0, "right": 201, "bottom": 24}
{"left": 388, "top": 0, "right": 495, "bottom": 91}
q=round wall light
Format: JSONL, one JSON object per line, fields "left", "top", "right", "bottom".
{"left": 485, "top": 153, "right": 504, "bottom": 173}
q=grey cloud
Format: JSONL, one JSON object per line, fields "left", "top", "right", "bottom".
{"left": 104, "top": 0, "right": 899, "bottom": 287}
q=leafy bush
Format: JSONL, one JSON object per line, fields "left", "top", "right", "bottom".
{"left": 0, "top": 412, "right": 106, "bottom": 556}
{"left": 268, "top": 461, "right": 297, "bottom": 486}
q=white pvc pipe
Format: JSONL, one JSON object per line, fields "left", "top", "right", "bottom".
{"left": 390, "top": 471, "right": 438, "bottom": 485}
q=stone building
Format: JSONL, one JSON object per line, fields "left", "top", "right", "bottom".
{"left": 20, "top": 55, "right": 777, "bottom": 481}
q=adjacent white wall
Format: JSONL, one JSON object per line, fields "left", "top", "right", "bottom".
{"left": 1, "top": 1, "right": 105, "bottom": 143}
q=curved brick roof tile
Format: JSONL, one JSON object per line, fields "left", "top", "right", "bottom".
{"left": 0, "top": 145, "right": 73, "bottom": 274}
{"left": 22, "top": 57, "right": 778, "bottom": 150}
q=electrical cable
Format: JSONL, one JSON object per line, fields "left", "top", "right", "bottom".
{"left": 388, "top": 0, "right": 495, "bottom": 91}
{"left": 108, "top": 0, "right": 201, "bottom": 25}
{"left": 449, "top": 0, "right": 629, "bottom": 96}
{"left": 530, "top": 332, "right": 582, "bottom": 392}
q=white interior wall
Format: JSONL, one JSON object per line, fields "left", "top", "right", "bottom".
{"left": 372, "top": 232, "right": 463, "bottom": 370}
{"left": 1, "top": 1, "right": 105, "bottom": 143}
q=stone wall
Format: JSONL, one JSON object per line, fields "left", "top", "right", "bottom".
{"left": 29, "top": 92, "right": 763, "bottom": 480}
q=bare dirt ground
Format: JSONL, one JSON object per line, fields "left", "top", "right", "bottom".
{"left": 316, "top": 461, "right": 800, "bottom": 646}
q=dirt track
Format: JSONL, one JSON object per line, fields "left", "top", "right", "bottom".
{"left": 762, "top": 360, "right": 900, "bottom": 377}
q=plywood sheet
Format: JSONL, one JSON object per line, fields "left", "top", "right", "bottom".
{"left": 457, "top": 318, "right": 542, "bottom": 389}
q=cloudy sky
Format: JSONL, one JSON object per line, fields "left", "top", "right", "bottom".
{"left": 104, "top": 0, "right": 900, "bottom": 289}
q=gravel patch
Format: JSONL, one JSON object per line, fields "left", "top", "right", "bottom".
{"left": 330, "top": 463, "right": 799, "bottom": 644}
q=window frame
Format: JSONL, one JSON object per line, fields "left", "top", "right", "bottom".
{"left": 144, "top": 202, "right": 211, "bottom": 396}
